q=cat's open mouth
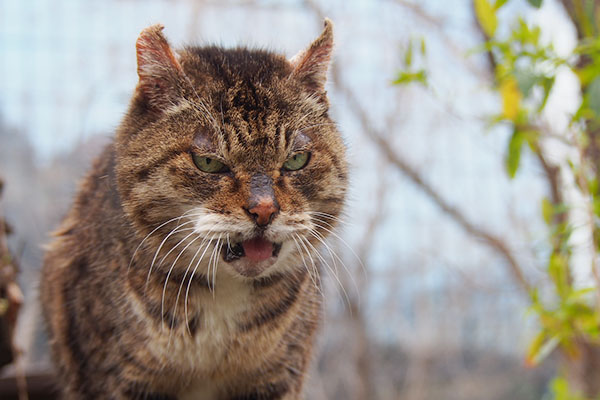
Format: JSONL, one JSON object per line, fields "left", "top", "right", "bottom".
{"left": 223, "top": 236, "right": 282, "bottom": 263}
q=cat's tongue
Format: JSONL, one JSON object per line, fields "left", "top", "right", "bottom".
{"left": 241, "top": 237, "right": 274, "bottom": 262}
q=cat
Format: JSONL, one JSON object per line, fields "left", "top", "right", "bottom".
{"left": 40, "top": 19, "right": 347, "bottom": 400}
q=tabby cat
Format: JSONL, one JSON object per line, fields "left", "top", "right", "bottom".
{"left": 40, "top": 19, "right": 347, "bottom": 400}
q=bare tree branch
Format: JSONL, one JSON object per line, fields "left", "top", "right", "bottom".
{"left": 337, "top": 76, "right": 531, "bottom": 294}
{"left": 390, "top": 0, "right": 444, "bottom": 25}
{"left": 304, "top": 0, "right": 531, "bottom": 295}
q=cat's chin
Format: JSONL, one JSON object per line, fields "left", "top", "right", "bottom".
{"left": 225, "top": 257, "right": 279, "bottom": 278}
{"left": 222, "top": 238, "right": 283, "bottom": 278}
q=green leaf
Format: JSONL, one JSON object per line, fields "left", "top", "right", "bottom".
{"left": 474, "top": 0, "right": 498, "bottom": 37}
{"left": 551, "top": 377, "right": 571, "bottom": 400}
{"left": 500, "top": 77, "right": 522, "bottom": 120}
{"left": 494, "top": 0, "right": 509, "bottom": 9}
{"left": 526, "top": 331, "right": 546, "bottom": 366}
{"left": 420, "top": 37, "right": 427, "bottom": 55}
{"left": 589, "top": 177, "right": 599, "bottom": 195}
{"left": 505, "top": 128, "right": 524, "bottom": 178}
{"left": 524, "top": 129, "right": 539, "bottom": 150}
{"left": 392, "top": 70, "right": 428, "bottom": 86}
{"left": 538, "top": 76, "right": 555, "bottom": 112}
{"left": 526, "top": 0, "right": 543, "bottom": 8}
{"left": 549, "top": 253, "right": 570, "bottom": 299}
{"left": 551, "top": 376, "right": 587, "bottom": 400}
{"left": 586, "top": 76, "right": 600, "bottom": 117}
{"left": 527, "top": 334, "right": 560, "bottom": 366}
{"left": 569, "top": 287, "right": 596, "bottom": 300}
{"left": 405, "top": 40, "right": 413, "bottom": 67}
{"left": 541, "top": 197, "right": 553, "bottom": 225}
{"left": 594, "top": 196, "right": 600, "bottom": 217}
{"left": 574, "top": 64, "right": 599, "bottom": 87}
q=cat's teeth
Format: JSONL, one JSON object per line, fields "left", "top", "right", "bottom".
{"left": 272, "top": 242, "right": 282, "bottom": 257}
{"left": 224, "top": 242, "right": 245, "bottom": 262}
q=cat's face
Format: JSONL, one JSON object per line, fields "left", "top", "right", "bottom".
{"left": 116, "top": 22, "right": 346, "bottom": 281}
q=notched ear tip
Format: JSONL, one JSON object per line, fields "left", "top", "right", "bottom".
{"left": 136, "top": 24, "right": 167, "bottom": 54}
{"left": 289, "top": 18, "right": 335, "bottom": 96}
{"left": 322, "top": 18, "right": 334, "bottom": 41}
{"left": 310, "top": 18, "right": 334, "bottom": 53}
{"left": 138, "top": 24, "right": 166, "bottom": 39}
{"left": 134, "top": 24, "right": 184, "bottom": 112}
{"left": 135, "top": 23, "right": 181, "bottom": 75}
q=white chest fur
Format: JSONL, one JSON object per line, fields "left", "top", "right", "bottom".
{"left": 141, "top": 273, "right": 254, "bottom": 397}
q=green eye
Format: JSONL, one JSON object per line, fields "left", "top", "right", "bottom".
{"left": 283, "top": 152, "right": 310, "bottom": 171}
{"left": 192, "top": 154, "right": 229, "bottom": 173}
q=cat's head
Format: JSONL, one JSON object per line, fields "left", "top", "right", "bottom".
{"left": 116, "top": 21, "right": 347, "bottom": 281}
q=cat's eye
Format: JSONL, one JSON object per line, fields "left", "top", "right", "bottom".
{"left": 192, "top": 154, "right": 229, "bottom": 173}
{"left": 283, "top": 152, "right": 311, "bottom": 171}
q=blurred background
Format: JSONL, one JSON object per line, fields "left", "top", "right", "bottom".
{"left": 1, "top": 0, "right": 597, "bottom": 399}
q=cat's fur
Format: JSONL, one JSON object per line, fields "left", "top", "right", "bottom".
{"left": 40, "top": 20, "right": 347, "bottom": 400}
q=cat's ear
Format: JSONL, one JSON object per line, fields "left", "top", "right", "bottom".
{"left": 135, "top": 24, "right": 184, "bottom": 111}
{"left": 289, "top": 18, "right": 334, "bottom": 96}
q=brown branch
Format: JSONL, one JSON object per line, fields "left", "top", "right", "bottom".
{"left": 470, "top": 0, "right": 497, "bottom": 73}
{"left": 559, "top": 0, "right": 600, "bottom": 41}
{"left": 329, "top": 64, "right": 532, "bottom": 294}
{"left": 534, "top": 150, "right": 563, "bottom": 212}
{"left": 303, "top": 0, "right": 531, "bottom": 294}
{"left": 391, "top": 0, "right": 444, "bottom": 25}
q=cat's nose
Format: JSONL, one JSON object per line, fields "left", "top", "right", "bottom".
{"left": 246, "top": 197, "right": 279, "bottom": 226}
{"left": 246, "top": 173, "right": 280, "bottom": 226}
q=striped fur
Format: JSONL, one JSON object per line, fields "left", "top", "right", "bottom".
{"left": 40, "top": 20, "right": 346, "bottom": 400}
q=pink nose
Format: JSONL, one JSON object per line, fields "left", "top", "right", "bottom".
{"left": 247, "top": 197, "right": 279, "bottom": 226}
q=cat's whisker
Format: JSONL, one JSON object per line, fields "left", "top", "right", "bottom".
{"left": 168, "top": 239, "right": 214, "bottom": 347}
{"left": 298, "top": 234, "right": 352, "bottom": 312}
{"left": 311, "top": 220, "right": 367, "bottom": 281}
{"left": 307, "top": 210, "right": 348, "bottom": 222}
{"left": 292, "top": 234, "right": 322, "bottom": 296}
{"left": 184, "top": 233, "right": 218, "bottom": 335}
{"left": 306, "top": 211, "right": 351, "bottom": 229}
{"left": 158, "top": 230, "right": 198, "bottom": 268}
{"left": 161, "top": 233, "right": 203, "bottom": 333}
{"left": 145, "top": 212, "right": 211, "bottom": 270}
{"left": 206, "top": 240, "right": 215, "bottom": 295}
{"left": 293, "top": 233, "right": 321, "bottom": 295}
{"left": 167, "top": 223, "right": 220, "bottom": 333}
{"left": 211, "top": 239, "right": 224, "bottom": 299}
{"left": 209, "top": 237, "right": 222, "bottom": 295}
{"left": 304, "top": 226, "right": 360, "bottom": 305}
{"left": 169, "top": 232, "right": 216, "bottom": 340}
{"left": 146, "top": 222, "right": 197, "bottom": 292}
{"left": 128, "top": 209, "right": 206, "bottom": 273}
